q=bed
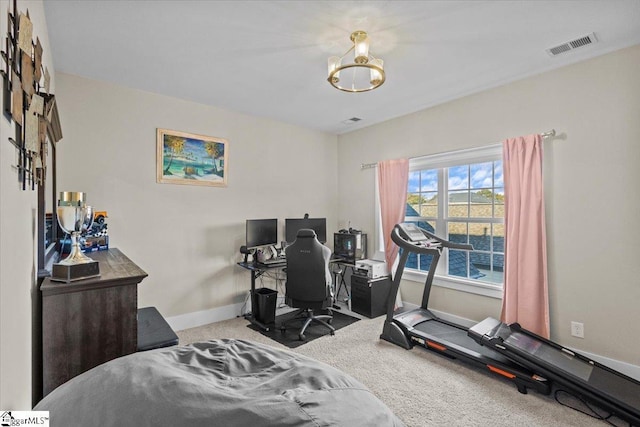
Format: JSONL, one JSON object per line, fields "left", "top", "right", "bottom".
{"left": 35, "top": 339, "right": 405, "bottom": 426}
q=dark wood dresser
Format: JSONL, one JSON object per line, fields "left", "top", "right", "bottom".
{"left": 40, "top": 248, "right": 147, "bottom": 397}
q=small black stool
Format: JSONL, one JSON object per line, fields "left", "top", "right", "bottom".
{"left": 137, "top": 306, "right": 179, "bottom": 351}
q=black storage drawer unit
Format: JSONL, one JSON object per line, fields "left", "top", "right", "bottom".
{"left": 350, "top": 274, "right": 391, "bottom": 318}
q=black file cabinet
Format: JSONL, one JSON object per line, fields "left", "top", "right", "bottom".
{"left": 350, "top": 274, "right": 391, "bottom": 318}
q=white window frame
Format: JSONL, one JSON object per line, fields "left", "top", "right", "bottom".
{"left": 377, "top": 144, "right": 504, "bottom": 299}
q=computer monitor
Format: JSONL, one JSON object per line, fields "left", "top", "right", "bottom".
{"left": 245, "top": 219, "right": 278, "bottom": 250}
{"left": 285, "top": 218, "right": 327, "bottom": 243}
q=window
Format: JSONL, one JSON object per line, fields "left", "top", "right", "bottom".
{"left": 404, "top": 145, "right": 504, "bottom": 297}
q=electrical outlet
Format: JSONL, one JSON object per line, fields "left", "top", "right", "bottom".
{"left": 571, "top": 321, "right": 584, "bottom": 338}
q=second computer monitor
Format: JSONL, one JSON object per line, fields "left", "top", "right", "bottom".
{"left": 246, "top": 218, "right": 278, "bottom": 250}
{"left": 285, "top": 218, "right": 327, "bottom": 243}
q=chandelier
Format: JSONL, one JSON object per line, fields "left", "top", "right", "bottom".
{"left": 327, "top": 30, "right": 385, "bottom": 93}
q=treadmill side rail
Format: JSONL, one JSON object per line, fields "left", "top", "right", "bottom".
{"left": 408, "top": 321, "right": 551, "bottom": 395}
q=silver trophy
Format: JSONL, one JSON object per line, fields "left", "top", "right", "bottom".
{"left": 51, "top": 192, "right": 101, "bottom": 282}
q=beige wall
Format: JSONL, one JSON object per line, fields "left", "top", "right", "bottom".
{"left": 54, "top": 73, "right": 338, "bottom": 320}
{"left": 0, "top": 0, "right": 55, "bottom": 409}
{"left": 337, "top": 45, "right": 640, "bottom": 366}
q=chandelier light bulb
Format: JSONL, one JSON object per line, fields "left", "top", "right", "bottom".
{"left": 370, "top": 58, "right": 384, "bottom": 85}
{"left": 328, "top": 56, "right": 341, "bottom": 83}
{"left": 352, "top": 31, "right": 370, "bottom": 64}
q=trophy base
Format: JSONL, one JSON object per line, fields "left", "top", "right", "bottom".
{"left": 51, "top": 260, "right": 101, "bottom": 282}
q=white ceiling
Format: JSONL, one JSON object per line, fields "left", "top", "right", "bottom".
{"left": 43, "top": 1, "right": 640, "bottom": 135}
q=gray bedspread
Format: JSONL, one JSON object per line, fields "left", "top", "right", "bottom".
{"left": 35, "top": 339, "right": 405, "bottom": 426}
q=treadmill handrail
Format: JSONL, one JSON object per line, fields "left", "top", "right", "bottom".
{"left": 390, "top": 226, "right": 441, "bottom": 256}
{"left": 391, "top": 223, "right": 474, "bottom": 253}
{"left": 415, "top": 226, "right": 474, "bottom": 251}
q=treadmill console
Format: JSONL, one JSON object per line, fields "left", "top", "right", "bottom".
{"left": 397, "top": 223, "right": 428, "bottom": 242}
{"left": 395, "top": 223, "right": 473, "bottom": 252}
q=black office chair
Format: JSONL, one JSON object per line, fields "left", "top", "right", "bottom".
{"left": 281, "top": 229, "right": 335, "bottom": 341}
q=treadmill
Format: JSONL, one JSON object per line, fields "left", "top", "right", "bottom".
{"left": 470, "top": 317, "right": 640, "bottom": 426}
{"left": 380, "top": 223, "right": 550, "bottom": 395}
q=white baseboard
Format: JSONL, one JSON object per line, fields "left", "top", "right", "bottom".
{"left": 166, "top": 302, "right": 245, "bottom": 332}
{"left": 429, "top": 308, "right": 640, "bottom": 381}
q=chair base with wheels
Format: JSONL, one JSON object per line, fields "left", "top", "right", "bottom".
{"left": 280, "top": 308, "right": 335, "bottom": 341}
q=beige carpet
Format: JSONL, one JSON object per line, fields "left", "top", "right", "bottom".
{"left": 177, "top": 315, "right": 614, "bottom": 427}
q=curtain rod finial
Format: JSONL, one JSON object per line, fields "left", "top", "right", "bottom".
{"left": 541, "top": 129, "right": 556, "bottom": 138}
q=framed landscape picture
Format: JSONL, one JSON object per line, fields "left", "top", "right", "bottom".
{"left": 156, "top": 128, "right": 228, "bottom": 187}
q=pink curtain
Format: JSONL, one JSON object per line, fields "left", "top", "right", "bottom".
{"left": 378, "top": 158, "right": 409, "bottom": 270}
{"left": 501, "top": 134, "right": 550, "bottom": 338}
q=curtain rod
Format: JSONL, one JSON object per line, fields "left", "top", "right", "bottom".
{"left": 360, "top": 129, "right": 557, "bottom": 170}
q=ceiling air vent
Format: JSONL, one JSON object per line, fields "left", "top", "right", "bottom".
{"left": 341, "top": 117, "right": 362, "bottom": 125}
{"left": 546, "top": 33, "right": 598, "bottom": 57}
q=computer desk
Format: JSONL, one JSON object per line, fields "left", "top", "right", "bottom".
{"left": 236, "top": 261, "right": 285, "bottom": 331}
{"left": 238, "top": 258, "right": 354, "bottom": 328}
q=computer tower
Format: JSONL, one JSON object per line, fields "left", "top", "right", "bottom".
{"left": 351, "top": 274, "right": 391, "bottom": 318}
{"left": 333, "top": 232, "right": 367, "bottom": 264}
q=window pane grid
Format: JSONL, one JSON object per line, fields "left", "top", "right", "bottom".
{"left": 408, "top": 169, "right": 439, "bottom": 220}
{"left": 406, "top": 157, "right": 504, "bottom": 286}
